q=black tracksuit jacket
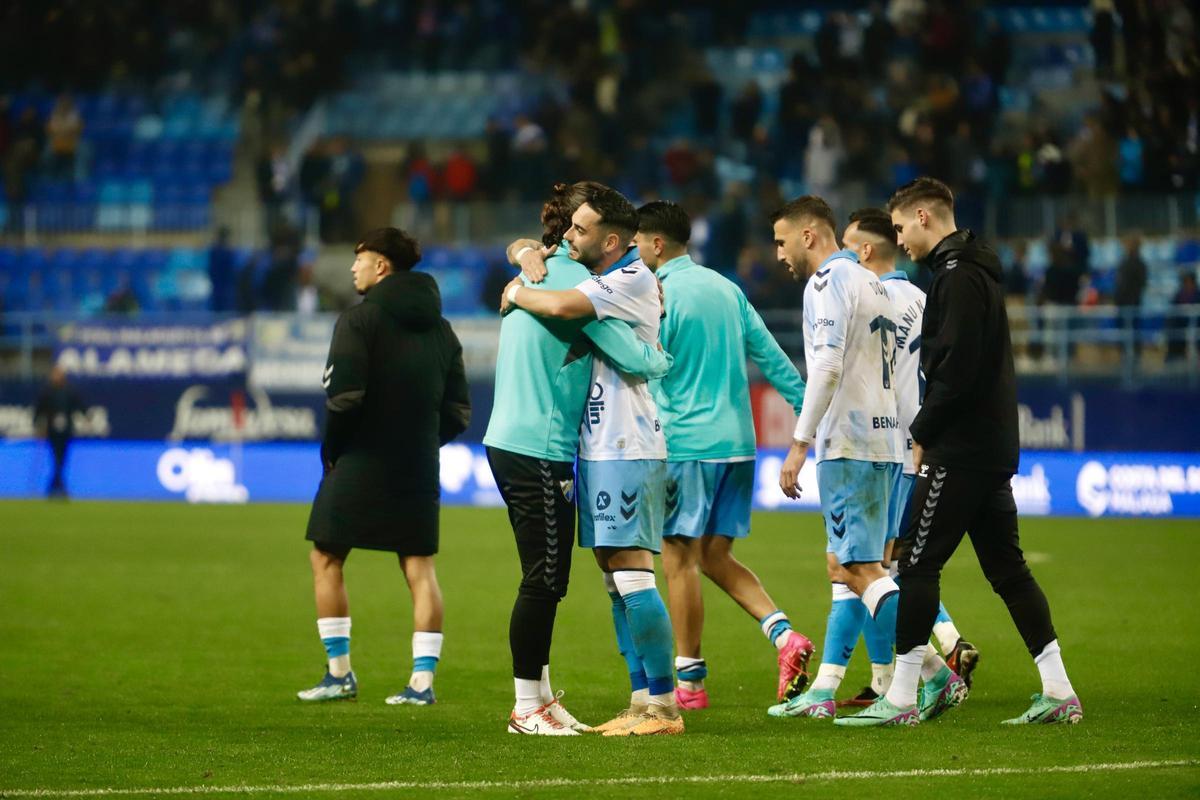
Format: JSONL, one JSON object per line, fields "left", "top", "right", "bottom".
{"left": 908, "top": 229, "right": 1020, "bottom": 475}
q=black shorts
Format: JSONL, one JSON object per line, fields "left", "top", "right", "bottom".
{"left": 486, "top": 446, "right": 576, "bottom": 600}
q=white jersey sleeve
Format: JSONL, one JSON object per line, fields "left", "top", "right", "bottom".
{"left": 576, "top": 266, "right": 657, "bottom": 324}
{"left": 794, "top": 262, "right": 854, "bottom": 444}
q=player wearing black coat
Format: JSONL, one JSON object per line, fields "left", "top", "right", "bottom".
{"left": 306, "top": 269, "right": 470, "bottom": 554}
{"left": 908, "top": 229, "right": 1019, "bottom": 475}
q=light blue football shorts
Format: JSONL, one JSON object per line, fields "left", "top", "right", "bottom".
{"left": 817, "top": 458, "right": 902, "bottom": 565}
{"left": 577, "top": 458, "right": 666, "bottom": 552}
{"left": 662, "top": 460, "right": 755, "bottom": 540}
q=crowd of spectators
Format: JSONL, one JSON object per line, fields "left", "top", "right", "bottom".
{"left": 3, "top": 0, "right": 1199, "bottom": 327}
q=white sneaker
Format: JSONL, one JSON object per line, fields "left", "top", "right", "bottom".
{"left": 544, "top": 690, "right": 591, "bottom": 732}
{"left": 507, "top": 704, "right": 580, "bottom": 736}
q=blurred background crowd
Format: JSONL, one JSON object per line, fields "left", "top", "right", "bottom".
{"left": 0, "top": 0, "right": 1197, "bottom": 374}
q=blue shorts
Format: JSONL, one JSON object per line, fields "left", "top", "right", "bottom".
{"left": 817, "top": 458, "right": 902, "bottom": 565}
{"left": 578, "top": 459, "right": 666, "bottom": 553}
{"left": 663, "top": 460, "right": 754, "bottom": 540}
{"left": 886, "top": 472, "right": 916, "bottom": 542}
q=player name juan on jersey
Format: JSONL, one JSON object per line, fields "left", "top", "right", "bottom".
{"left": 802, "top": 251, "right": 903, "bottom": 464}
{"left": 575, "top": 257, "right": 667, "bottom": 461}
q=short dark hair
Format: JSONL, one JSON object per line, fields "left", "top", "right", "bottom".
{"left": 887, "top": 177, "right": 955, "bottom": 214}
{"left": 771, "top": 195, "right": 836, "bottom": 233}
{"left": 355, "top": 227, "right": 420, "bottom": 270}
{"left": 637, "top": 201, "right": 691, "bottom": 245}
{"left": 848, "top": 207, "right": 898, "bottom": 248}
{"left": 583, "top": 184, "right": 639, "bottom": 239}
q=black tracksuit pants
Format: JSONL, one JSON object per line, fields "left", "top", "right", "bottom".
{"left": 896, "top": 462, "right": 1057, "bottom": 658}
{"left": 487, "top": 447, "right": 576, "bottom": 681}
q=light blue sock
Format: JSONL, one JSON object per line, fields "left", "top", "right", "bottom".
{"left": 607, "top": 585, "right": 648, "bottom": 692}
{"left": 862, "top": 577, "right": 900, "bottom": 650}
{"left": 824, "top": 583, "right": 866, "bottom": 667}
{"left": 322, "top": 636, "right": 350, "bottom": 659}
{"left": 675, "top": 657, "right": 707, "bottom": 683}
{"left": 759, "top": 609, "right": 793, "bottom": 646}
{"left": 614, "top": 571, "right": 674, "bottom": 697}
{"left": 863, "top": 612, "right": 894, "bottom": 664}
{"left": 935, "top": 603, "right": 953, "bottom": 625}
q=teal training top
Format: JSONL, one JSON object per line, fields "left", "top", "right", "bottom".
{"left": 652, "top": 254, "right": 804, "bottom": 461}
{"left": 484, "top": 253, "right": 671, "bottom": 462}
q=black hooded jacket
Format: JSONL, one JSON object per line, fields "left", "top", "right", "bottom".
{"left": 307, "top": 270, "right": 470, "bottom": 552}
{"left": 908, "top": 230, "right": 1019, "bottom": 474}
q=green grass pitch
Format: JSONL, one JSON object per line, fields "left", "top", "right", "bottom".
{"left": 0, "top": 501, "right": 1197, "bottom": 798}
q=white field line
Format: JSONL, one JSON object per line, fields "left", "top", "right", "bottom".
{"left": 1, "top": 759, "right": 1196, "bottom": 798}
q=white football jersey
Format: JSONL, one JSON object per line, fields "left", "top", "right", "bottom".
{"left": 802, "top": 251, "right": 903, "bottom": 464}
{"left": 575, "top": 253, "right": 667, "bottom": 461}
{"left": 881, "top": 271, "right": 926, "bottom": 474}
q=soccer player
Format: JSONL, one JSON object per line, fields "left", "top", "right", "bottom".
{"left": 486, "top": 182, "right": 672, "bottom": 735}
{"left": 299, "top": 228, "right": 470, "bottom": 705}
{"left": 841, "top": 178, "right": 1081, "bottom": 727}
{"left": 630, "top": 200, "right": 814, "bottom": 710}
{"left": 832, "top": 209, "right": 976, "bottom": 710}
{"left": 764, "top": 196, "right": 912, "bottom": 722}
{"left": 503, "top": 184, "right": 682, "bottom": 736}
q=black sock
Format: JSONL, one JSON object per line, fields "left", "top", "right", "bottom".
{"left": 510, "top": 593, "right": 557, "bottom": 680}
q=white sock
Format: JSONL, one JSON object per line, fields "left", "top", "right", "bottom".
{"left": 648, "top": 690, "right": 675, "bottom": 709}
{"left": 871, "top": 662, "right": 894, "bottom": 695}
{"left": 921, "top": 648, "right": 949, "bottom": 682}
{"left": 812, "top": 662, "right": 846, "bottom": 693}
{"left": 612, "top": 569, "right": 656, "bottom": 595}
{"left": 860, "top": 576, "right": 901, "bottom": 618}
{"left": 317, "top": 617, "right": 351, "bottom": 678}
{"left": 409, "top": 631, "right": 443, "bottom": 692}
{"left": 514, "top": 678, "right": 542, "bottom": 715}
{"left": 932, "top": 621, "right": 961, "bottom": 656}
{"left": 539, "top": 664, "right": 554, "bottom": 704}
{"left": 632, "top": 687, "right": 650, "bottom": 707}
{"left": 885, "top": 645, "right": 927, "bottom": 708}
{"left": 1034, "top": 639, "right": 1075, "bottom": 699}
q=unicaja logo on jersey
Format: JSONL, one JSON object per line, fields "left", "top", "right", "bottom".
{"left": 596, "top": 491, "right": 611, "bottom": 510}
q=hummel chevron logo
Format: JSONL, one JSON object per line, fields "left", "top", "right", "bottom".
{"left": 831, "top": 525, "right": 846, "bottom": 539}
{"left": 620, "top": 267, "right": 639, "bottom": 275}
{"left": 813, "top": 280, "right": 828, "bottom": 292}
{"left": 621, "top": 490, "right": 638, "bottom": 505}
{"left": 830, "top": 511, "right": 845, "bottom": 524}
{"left": 322, "top": 364, "right": 333, "bottom": 388}
{"left": 620, "top": 506, "right": 636, "bottom": 521}
{"left": 816, "top": 267, "right": 831, "bottom": 278}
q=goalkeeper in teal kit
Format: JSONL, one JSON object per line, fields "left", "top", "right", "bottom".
{"left": 634, "top": 201, "right": 816, "bottom": 709}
